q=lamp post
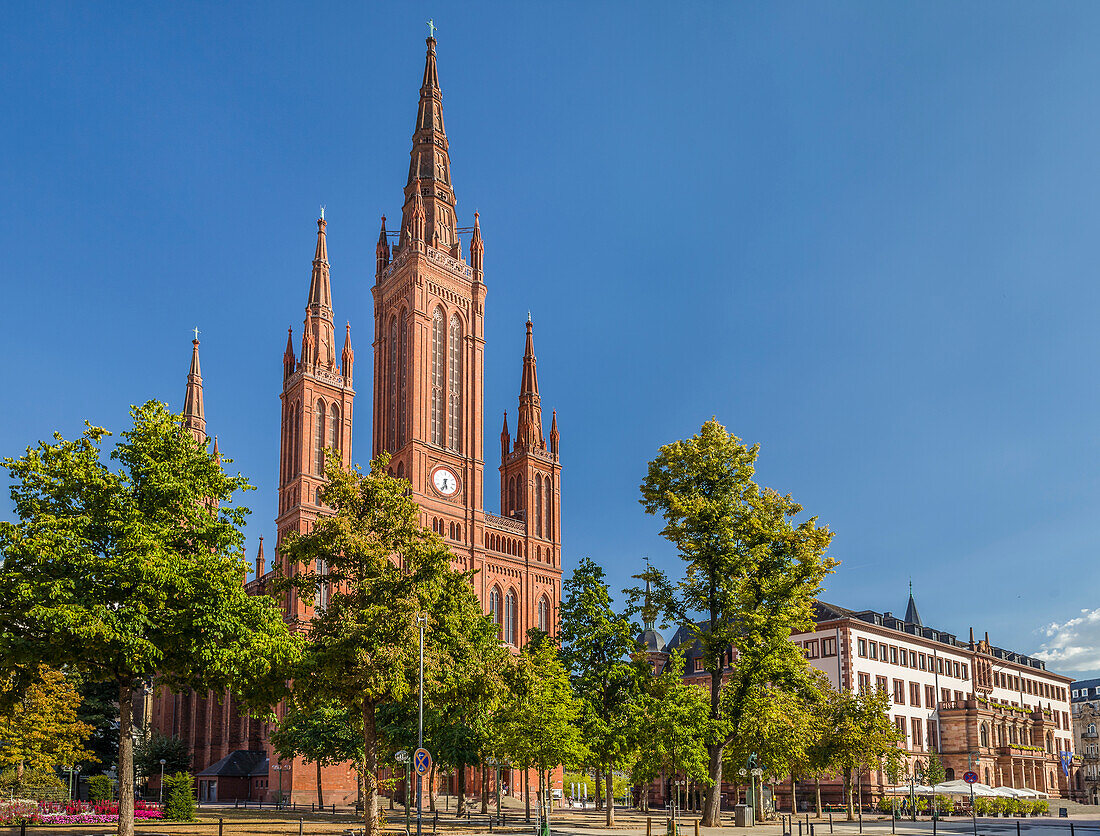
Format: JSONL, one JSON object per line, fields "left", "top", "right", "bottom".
{"left": 159, "top": 759, "right": 167, "bottom": 806}
{"left": 396, "top": 750, "right": 410, "bottom": 836}
{"left": 417, "top": 615, "right": 426, "bottom": 836}
{"left": 751, "top": 768, "right": 764, "bottom": 822}
{"left": 273, "top": 763, "right": 285, "bottom": 808}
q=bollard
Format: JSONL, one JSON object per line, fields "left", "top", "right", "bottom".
{"left": 299, "top": 818, "right": 304, "bottom": 836}
{"left": 1071, "top": 824, "right": 1076, "bottom": 836}
{"left": 811, "top": 824, "right": 815, "bottom": 836}
{"left": 799, "top": 821, "right": 804, "bottom": 836}
{"left": 695, "top": 819, "right": 700, "bottom": 836}
{"left": 490, "top": 814, "right": 494, "bottom": 831}
{"left": 219, "top": 817, "right": 224, "bottom": 836}
{"left": 332, "top": 803, "right": 336, "bottom": 816}
{"left": 648, "top": 816, "right": 653, "bottom": 836}
{"left": 1017, "top": 821, "right": 1021, "bottom": 836}
{"left": 434, "top": 812, "right": 438, "bottom": 833}
{"left": 20, "top": 823, "right": 26, "bottom": 836}
{"left": 829, "top": 812, "right": 833, "bottom": 834}
{"left": 312, "top": 802, "right": 315, "bottom": 812}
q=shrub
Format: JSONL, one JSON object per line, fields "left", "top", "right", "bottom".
{"left": 915, "top": 796, "right": 929, "bottom": 813}
{"left": 162, "top": 772, "right": 196, "bottom": 822}
{"left": 1033, "top": 799, "right": 1049, "bottom": 816}
{"left": 974, "top": 797, "right": 993, "bottom": 816}
{"left": 0, "top": 768, "right": 68, "bottom": 802}
{"left": 877, "top": 796, "right": 894, "bottom": 814}
{"left": 934, "top": 795, "right": 952, "bottom": 815}
{"left": 87, "top": 775, "right": 113, "bottom": 803}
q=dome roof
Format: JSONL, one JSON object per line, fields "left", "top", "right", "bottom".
{"left": 638, "top": 627, "right": 665, "bottom": 653}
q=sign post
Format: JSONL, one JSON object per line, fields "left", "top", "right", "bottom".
{"left": 963, "top": 768, "right": 979, "bottom": 836}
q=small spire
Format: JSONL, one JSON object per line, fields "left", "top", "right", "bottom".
{"left": 515, "top": 319, "right": 544, "bottom": 450}
{"left": 183, "top": 336, "right": 206, "bottom": 443}
{"left": 212, "top": 435, "right": 220, "bottom": 462}
{"left": 376, "top": 215, "right": 391, "bottom": 277}
{"left": 283, "top": 326, "right": 296, "bottom": 380}
{"left": 341, "top": 321, "right": 355, "bottom": 381}
{"left": 255, "top": 535, "right": 266, "bottom": 578}
{"left": 904, "top": 583, "right": 922, "bottom": 627}
{"left": 470, "top": 211, "right": 483, "bottom": 278}
{"left": 303, "top": 215, "right": 336, "bottom": 369}
{"left": 549, "top": 409, "right": 559, "bottom": 458}
{"left": 500, "top": 410, "right": 510, "bottom": 462}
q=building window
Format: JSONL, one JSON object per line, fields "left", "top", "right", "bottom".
{"left": 980, "top": 724, "right": 989, "bottom": 748}
{"left": 314, "top": 559, "right": 328, "bottom": 611}
{"left": 398, "top": 311, "right": 408, "bottom": 448}
{"left": 447, "top": 313, "right": 462, "bottom": 452}
{"left": 876, "top": 676, "right": 888, "bottom": 694}
{"left": 937, "top": 658, "right": 944, "bottom": 675}
{"left": 545, "top": 474, "right": 553, "bottom": 540}
{"left": 314, "top": 400, "right": 326, "bottom": 475}
{"left": 823, "top": 637, "right": 836, "bottom": 657}
{"left": 926, "top": 685, "right": 935, "bottom": 708}
{"left": 505, "top": 589, "right": 518, "bottom": 646}
{"left": 919, "top": 653, "right": 927, "bottom": 671}
{"left": 942, "top": 687, "right": 950, "bottom": 703}
{"left": 328, "top": 403, "right": 340, "bottom": 458}
{"left": 535, "top": 474, "right": 543, "bottom": 537}
{"left": 858, "top": 639, "right": 867, "bottom": 657}
{"left": 805, "top": 640, "right": 819, "bottom": 659}
{"left": 880, "top": 643, "right": 888, "bottom": 661}
{"left": 489, "top": 587, "right": 502, "bottom": 640}
{"left": 895, "top": 716, "right": 907, "bottom": 740}
{"left": 508, "top": 476, "right": 516, "bottom": 515}
{"left": 388, "top": 316, "right": 398, "bottom": 451}
{"left": 538, "top": 596, "right": 550, "bottom": 633}
{"left": 858, "top": 672, "right": 871, "bottom": 692}
{"left": 431, "top": 308, "right": 445, "bottom": 446}
{"left": 911, "top": 682, "right": 921, "bottom": 706}
{"left": 869, "top": 642, "right": 878, "bottom": 660}
{"left": 912, "top": 718, "right": 923, "bottom": 751}
{"left": 953, "top": 662, "right": 961, "bottom": 678}
{"left": 693, "top": 657, "right": 704, "bottom": 673}
{"left": 893, "top": 679, "right": 905, "bottom": 705}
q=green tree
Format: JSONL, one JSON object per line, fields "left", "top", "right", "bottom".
{"left": 270, "top": 701, "right": 363, "bottom": 807}
{"left": 0, "top": 402, "right": 301, "bottom": 836}
{"left": 496, "top": 637, "right": 588, "bottom": 834}
{"left": 0, "top": 664, "right": 94, "bottom": 777}
{"left": 135, "top": 731, "right": 191, "bottom": 783}
{"left": 635, "top": 420, "right": 836, "bottom": 825}
{"left": 816, "top": 687, "right": 902, "bottom": 820}
{"left": 558, "top": 557, "right": 647, "bottom": 825}
{"left": 278, "top": 452, "right": 501, "bottom": 836}
{"left": 629, "top": 652, "right": 710, "bottom": 812}
{"left": 162, "top": 771, "right": 197, "bottom": 822}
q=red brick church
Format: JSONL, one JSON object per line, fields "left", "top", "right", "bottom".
{"left": 150, "top": 35, "right": 563, "bottom": 806}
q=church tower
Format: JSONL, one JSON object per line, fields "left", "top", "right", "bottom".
{"left": 182, "top": 336, "right": 206, "bottom": 444}
{"left": 276, "top": 213, "right": 355, "bottom": 621}
{"left": 372, "top": 34, "right": 485, "bottom": 576}
{"left": 372, "top": 36, "right": 561, "bottom": 644}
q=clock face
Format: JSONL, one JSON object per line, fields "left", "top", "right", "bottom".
{"left": 432, "top": 467, "right": 459, "bottom": 496}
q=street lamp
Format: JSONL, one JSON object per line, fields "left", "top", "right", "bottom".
{"left": 417, "top": 616, "right": 426, "bottom": 836}
{"left": 751, "top": 768, "right": 764, "bottom": 821}
{"left": 273, "top": 763, "right": 286, "bottom": 808}
{"left": 158, "top": 759, "right": 167, "bottom": 806}
{"left": 396, "top": 750, "right": 410, "bottom": 836}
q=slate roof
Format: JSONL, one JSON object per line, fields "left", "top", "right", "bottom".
{"left": 196, "top": 750, "right": 269, "bottom": 778}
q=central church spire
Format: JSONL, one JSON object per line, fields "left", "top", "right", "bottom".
{"left": 401, "top": 36, "right": 459, "bottom": 255}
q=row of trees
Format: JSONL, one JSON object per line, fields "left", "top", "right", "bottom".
{"left": 0, "top": 406, "right": 902, "bottom": 836}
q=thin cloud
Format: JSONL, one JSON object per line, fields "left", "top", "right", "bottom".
{"left": 1034, "top": 609, "right": 1100, "bottom": 674}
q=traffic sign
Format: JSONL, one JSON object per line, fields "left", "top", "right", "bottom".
{"left": 963, "top": 771, "right": 978, "bottom": 784}
{"left": 414, "top": 748, "right": 432, "bottom": 776}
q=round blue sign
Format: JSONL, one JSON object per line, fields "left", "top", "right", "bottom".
{"left": 963, "top": 771, "right": 979, "bottom": 784}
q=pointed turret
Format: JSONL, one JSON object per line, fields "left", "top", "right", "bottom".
{"left": 283, "top": 327, "right": 296, "bottom": 381}
{"left": 401, "top": 36, "right": 458, "bottom": 253}
{"left": 470, "top": 211, "right": 484, "bottom": 280}
{"left": 500, "top": 411, "right": 510, "bottom": 461}
{"left": 183, "top": 337, "right": 206, "bottom": 443}
{"left": 904, "top": 581, "right": 922, "bottom": 626}
{"left": 302, "top": 214, "right": 336, "bottom": 370}
{"left": 549, "top": 409, "right": 559, "bottom": 458}
{"left": 341, "top": 321, "right": 354, "bottom": 382}
{"left": 376, "top": 216, "right": 390, "bottom": 279}
{"left": 212, "top": 435, "right": 220, "bottom": 464}
{"left": 515, "top": 318, "right": 544, "bottom": 449}
{"left": 255, "top": 536, "right": 266, "bottom": 578}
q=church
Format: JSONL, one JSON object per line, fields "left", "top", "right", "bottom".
{"left": 151, "top": 34, "right": 563, "bottom": 805}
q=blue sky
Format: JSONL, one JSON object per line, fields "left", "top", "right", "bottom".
{"left": 3, "top": 2, "right": 1100, "bottom": 675}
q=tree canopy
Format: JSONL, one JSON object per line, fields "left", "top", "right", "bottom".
{"left": 0, "top": 401, "right": 300, "bottom": 836}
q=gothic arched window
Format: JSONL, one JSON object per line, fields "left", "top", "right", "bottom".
{"left": 431, "top": 308, "right": 445, "bottom": 446}
{"left": 505, "top": 589, "right": 518, "bottom": 646}
{"left": 292, "top": 400, "right": 301, "bottom": 476}
{"left": 980, "top": 724, "right": 989, "bottom": 748}
{"left": 545, "top": 475, "right": 553, "bottom": 540}
{"left": 538, "top": 596, "right": 550, "bottom": 634}
{"left": 329, "top": 403, "right": 340, "bottom": 457}
{"left": 315, "top": 559, "right": 329, "bottom": 611}
{"left": 535, "top": 474, "right": 543, "bottom": 538}
{"left": 489, "top": 587, "right": 503, "bottom": 640}
{"left": 388, "top": 316, "right": 398, "bottom": 452}
{"left": 398, "top": 310, "right": 408, "bottom": 448}
{"left": 508, "top": 477, "right": 516, "bottom": 514}
{"left": 447, "top": 313, "right": 462, "bottom": 452}
{"left": 314, "top": 400, "right": 326, "bottom": 476}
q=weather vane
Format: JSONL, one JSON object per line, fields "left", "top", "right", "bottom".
{"left": 427, "top": 18, "right": 437, "bottom": 38}
{"left": 193, "top": 327, "right": 200, "bottom": 341}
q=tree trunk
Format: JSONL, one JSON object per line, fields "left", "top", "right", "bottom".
{"left": 524, "top": 768, "right": 531, "bottom": 823}
{"left": 815, "top": 778, "right": 822, "bottom": 817}
{"left": 362, "top": 703, "right": 379, "bottom": 833}
{"left": 358, "top": 757, "right": 367, "bottom": 814}
{"left": 456, "top": 763, "right": 466, "bottom": 817}
{"left": 844, "top": 768, "right": 853, "bottom": 822}
{"left": 428, "top": 761, "right": 436, "bottom": 813}
{"left": 117, "top": 680, "right": 135, "bottom": 836}
{"left": 606, "top": 767, "right": 615, "bottom": 826}
{"left": 702, "top": 741, "right": 725, "bottom": 826}
{"left": 790, "top": 773, "right": 797, "bottom": 814}
{"left": 595, "top": 767, "right": 601, "bottom": 810}
{"left": 317, "top": 760, "right": 324, "bottom": 808}
{"left": 481, "top": 766, "right": 489, "bottom": 814}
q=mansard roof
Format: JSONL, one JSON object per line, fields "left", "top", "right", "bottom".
{"left": 196, "top": 749, "right": 268, "bottom": 778}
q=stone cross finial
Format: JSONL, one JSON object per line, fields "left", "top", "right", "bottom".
{"left": 427, "top": 18, "right": 437, "bottom": 38}
{"left": 193, "top": 327, "right": 200, "bottom": 341}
